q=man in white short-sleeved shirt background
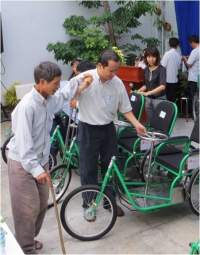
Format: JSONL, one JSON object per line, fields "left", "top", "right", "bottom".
{"left": 182, "top": 35, "right": 199, "bottom": 114}
{"left": 161, "top": 37, "right": 181, "bottom": 102}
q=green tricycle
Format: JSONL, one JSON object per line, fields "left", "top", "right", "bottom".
{"left": 60, "top": 117, "right": 199, "bottom": 241}
{"left": 49, "top": 92, "right": 146, "bottom": 207}
{"left": 189, "top": 240, "right": 200, "bottom": 254}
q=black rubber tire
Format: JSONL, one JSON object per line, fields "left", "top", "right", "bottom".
{"left": 192, "top": 94, "right": 199, "bottom": 122}
{"left": 48, "top": 164, "right": 72, "bottom": 208}
{"left": 188, "top": 169, "right": 199, "bottom": 216}
{"left": 49, "top": 152, "right": 57, "bottom": 171}
{"left": 1, "top": 134, "right": 13, "bottom": 164}
{"left": 60, "top": 185, "right": 117, "bottom": 241}
{"left": 140, "top": 149, "right": 151, "bottom": 182}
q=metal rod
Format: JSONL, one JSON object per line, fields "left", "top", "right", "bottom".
{"left": 49, "top": 176, "right": 66, "bottom": 254}
{"left": 144, "top": 139, "right": 155, "bottom": 206}
{"left": 65, "top": 109, "right": 73, "bottom": 148}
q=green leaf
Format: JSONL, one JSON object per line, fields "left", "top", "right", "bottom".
{"left": 47, "top": 1, "right": 158, "bottom": 65}
{"left": 80, "top": 1, "right": 102, "bottom": 9}
{"left": 142, "top": 37, "right": 161, "bottom": 48}
{"left": 63, "top": 16, "right": 88, "bottom": 36}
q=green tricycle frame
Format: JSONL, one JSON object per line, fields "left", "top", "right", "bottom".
{"left": 60, "top": 129, "right": 199, "bottom": 241}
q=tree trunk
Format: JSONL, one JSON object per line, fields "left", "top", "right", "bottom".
{"left": 102, "top": 1, "right": 117, "bottom": 46}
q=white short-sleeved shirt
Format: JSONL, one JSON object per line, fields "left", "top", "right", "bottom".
{"left": 69, "top": 69, "right": 132, "bottom": 125}
{"left": 161, "top": 48, "right": 181, "bottom": 83}
{"left": 187, "top": 46, "right": 200, "bottom": 82}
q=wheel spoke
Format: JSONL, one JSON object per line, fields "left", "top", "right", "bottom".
{"left": 61, "top": 187, "right": 117, "bottom": 240}
{"left": 48, "top": 164, "right": 71, "bottom": 208}
{"left": 190, "top": 170, "right": 199, "bottom": 214}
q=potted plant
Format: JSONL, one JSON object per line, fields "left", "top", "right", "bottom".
{"left": 3, "top": 82, "right": 20, "bottom": 119}
{"left": 47, "top": 1, "right": 162, "bottom": 93}
{"left": 47, "top": 1, "right": 158, "bottom": 65}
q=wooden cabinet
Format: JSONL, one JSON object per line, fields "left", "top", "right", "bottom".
{"left": 116, "top": 66, "right": 144, "bottom": 95}
{"left": 117, "top": 66, "right": 147, "bottom": 123}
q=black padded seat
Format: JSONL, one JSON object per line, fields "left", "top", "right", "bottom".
{"left": 130, "top": 92, "right": 143, "bottom": 119}
{"left": 118, "top": 129, "right": 137, "bottom": 139}
{"left": 158, "top": 144, "right": 182, "bottom": 155}
{"left": 118, "top": 136, "right": 138, "bottom": 152}
{"left": 150, "top": 101, "right": 176, "bottom": 135}
{"left": 156, "top": 152, "right": 185, "bottom": 171}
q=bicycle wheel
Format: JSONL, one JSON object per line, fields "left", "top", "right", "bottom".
{"left": 192, "top": 94, "right": 199, "bottom": 122}
{"left": 48, "top": 164, "right": 72, "bottom": 208}
{"left": 1, "top": 134, "right": 13, "bottom": 164}
{"left": 49, "top": 152, "right": 57, "bottom": 170}
{"left": 188, "top": 169, "right": 199, "bottom": 216}
{"left": 140, "top": 150, "right": 154, "bottom": 182}
{"left": 60, "top": 185, "right": 117, "bottom": 241}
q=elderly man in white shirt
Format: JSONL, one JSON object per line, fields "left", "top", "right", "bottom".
{"left": 182, "top": 35, "right": 199, "bottom": 114}
{"left": 161, "top": 37, "right": 181, "bottom": 102}
{"left": 7, "top": 61, "right": 91, "bottom": 254}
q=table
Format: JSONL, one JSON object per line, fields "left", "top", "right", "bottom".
{"left": 0, "top": 222, "right": 24, "bottom": 255}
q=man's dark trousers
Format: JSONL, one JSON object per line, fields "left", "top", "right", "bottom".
{"left": 78, "top": 121, "right": 117, "bottom": 202}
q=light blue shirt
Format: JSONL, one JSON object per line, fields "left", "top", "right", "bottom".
{"left": 57, "top": 80, "right": 71, "bottom": 116}
{"left": 57, "top": 80, "right": 77, "bottom": 121}
{"left": 8, "top": 85, "right": 76, "bottom": 177}
{"left": 187, "top": 46, "right": 199, "bottom": 82}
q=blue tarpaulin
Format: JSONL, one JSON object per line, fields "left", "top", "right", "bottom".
{"left": 174, "top": 0, "right": 199, "bottom": 55}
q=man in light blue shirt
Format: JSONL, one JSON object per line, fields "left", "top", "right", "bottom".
{"left": 7, "top": 61, "right": 91, "bottom": 254}
{"left": 50, "top": 60, "right": 96, "bottom": 156}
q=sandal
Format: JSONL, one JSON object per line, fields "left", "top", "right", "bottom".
{"left": 34, "top": 240, "right": 43, "bottom": 250}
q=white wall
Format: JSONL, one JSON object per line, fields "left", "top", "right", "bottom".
{"left": 110, "top": 1, "right": 178, "bottom": 56}
{"left": 1, "top": 0, "right": 178, "bottom": 90}
{"left": 1, "top": 0, "right": 99, "bottom": 88}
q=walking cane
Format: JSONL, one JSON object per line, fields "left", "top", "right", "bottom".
{"left": 48, "top": 173, "right": 66, "bottom": 254}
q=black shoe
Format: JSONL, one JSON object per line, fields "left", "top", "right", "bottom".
{"left": 104, "top": 202, "right": 125, "bottom": 217}
{"left": 116, "top": 205, "right": 124, "bottom": 217}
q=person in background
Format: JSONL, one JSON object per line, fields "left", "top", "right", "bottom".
{"left": 68, "top": 58, "right": 81, "bottom": 80}
{"left": 137, "top": 47, "right": 166, "bottom": 122}
{"left": 182, "top": 35, "right": 199, "bottom": 115}
{"left": 161, "top": 37, "right": 181, "bottom": 102}
{"left": 138, "top": 48, "right": 147, "bottom": 69}
{"left": 50, "top": 60, "right": 96, "bottom": 157}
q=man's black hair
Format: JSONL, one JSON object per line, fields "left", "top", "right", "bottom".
{"left": 98, "top": 50, "right": 120, "bottom": 66}
{"left": 34, "top": 61, "right": 62, "bottom": 84}
{"left": 169, "top": 37, "right": 179, "bottom": 48}
{"left": 70, "top": 58, "right": 81, "bottom": 66}
{"left": 188, "top": 35, "right": 199, "bottom": 44}
{"left": 77, "top": 60, "right": 96, "bottom": 73}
